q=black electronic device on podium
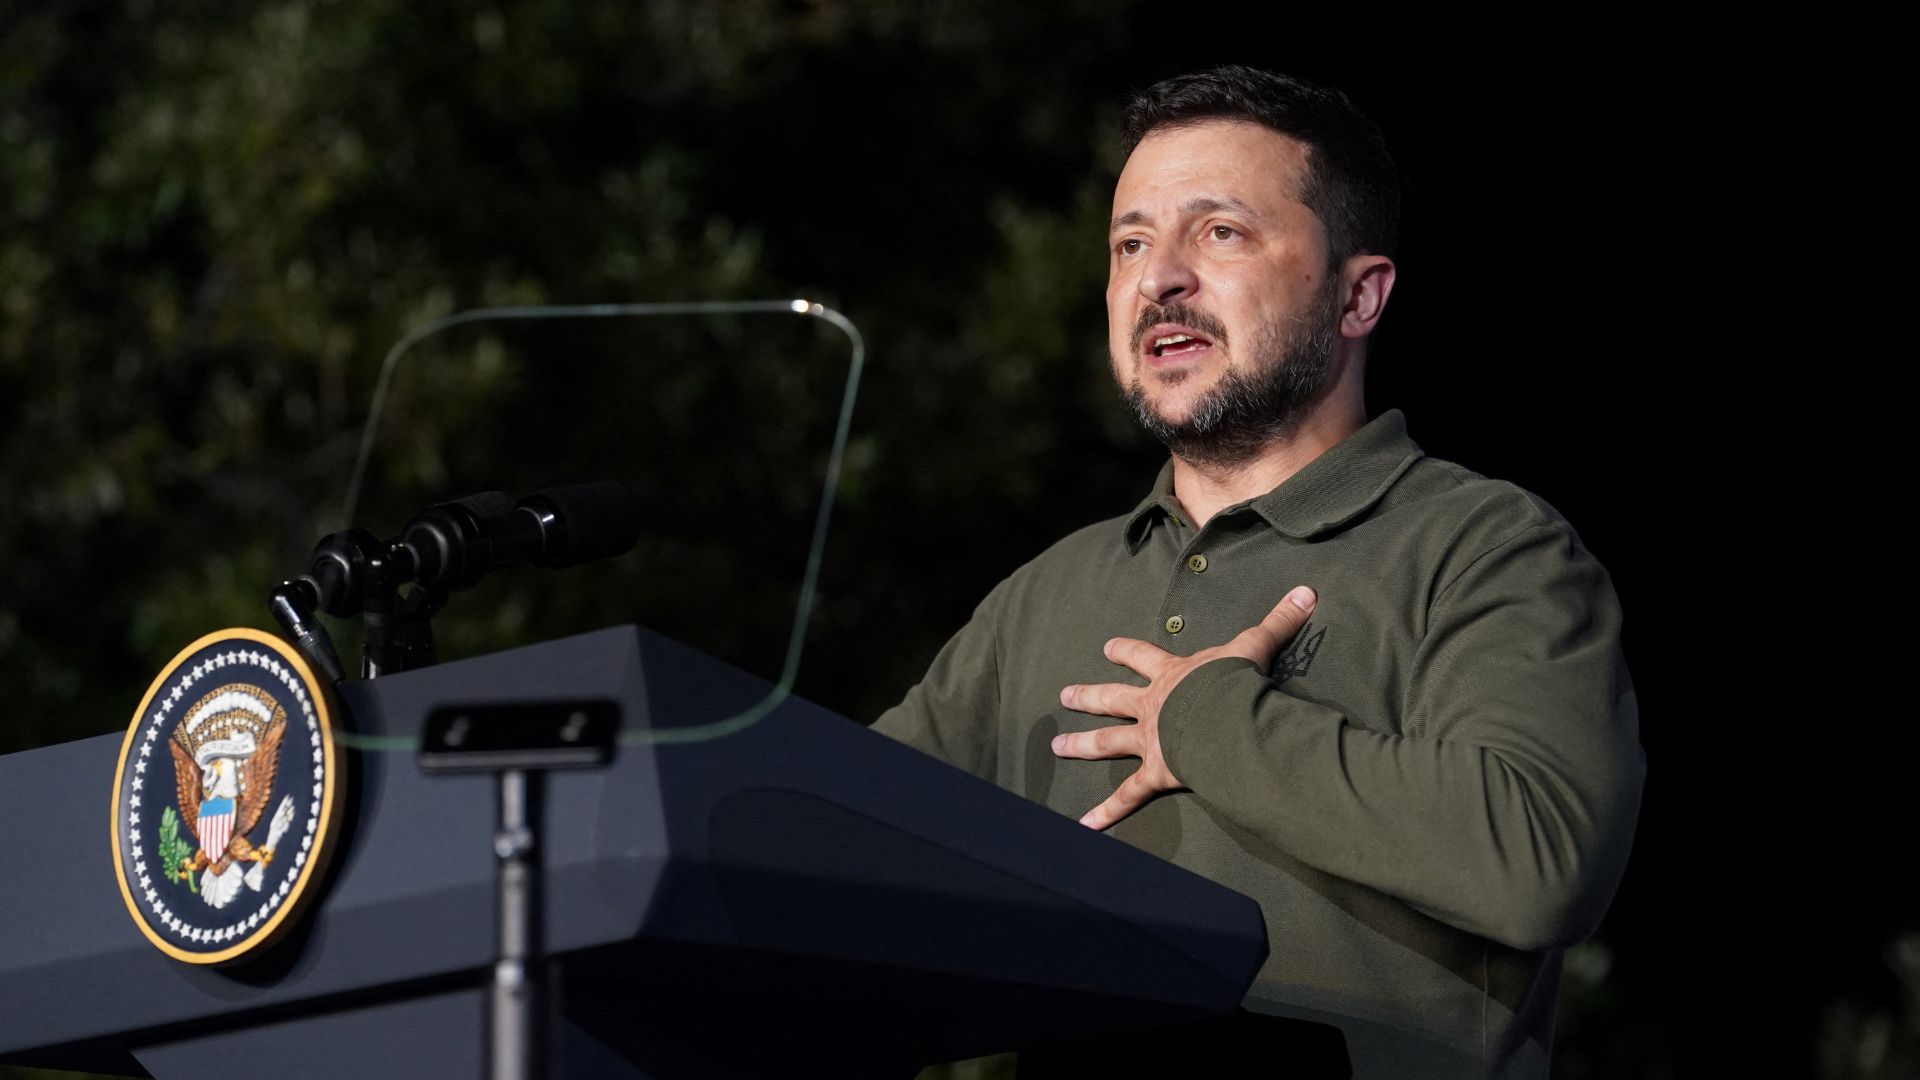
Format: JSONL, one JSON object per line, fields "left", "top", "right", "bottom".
{"left": 0, "top": 623, "right": 1308, "bottom": 1078}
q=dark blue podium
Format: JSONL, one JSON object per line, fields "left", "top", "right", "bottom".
{"left": 0, "top": 625, "right": 1271, "bottom": 1078}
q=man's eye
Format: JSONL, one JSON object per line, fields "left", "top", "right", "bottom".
{"left": 1118, "top": 239, "right": 1143, "bottom": 255}
{"left": 1211, "top": 224, "right": 1237, "bottom": 241}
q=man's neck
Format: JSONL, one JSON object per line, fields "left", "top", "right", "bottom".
{"left": 1169, "top": 400, "right": 1365, "bottom": 529}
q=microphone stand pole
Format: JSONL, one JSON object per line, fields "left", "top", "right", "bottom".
{"left": 417, "top": 700, "right": 619, "bottom": 1080}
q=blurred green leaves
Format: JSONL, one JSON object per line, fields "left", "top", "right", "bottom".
{"left": 0, "top": 0, "right": 1141, "bottom": 753}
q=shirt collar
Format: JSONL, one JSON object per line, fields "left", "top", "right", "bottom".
{"left": 1123, "top": 460, "right": 1186, "bottom": 550}
{"left": 1122, "top": 409, "right": 1425, "bottom": 551}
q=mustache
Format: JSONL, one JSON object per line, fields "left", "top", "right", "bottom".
{"left": 1131, "top": 302, "right": 1230, "bottom": 354}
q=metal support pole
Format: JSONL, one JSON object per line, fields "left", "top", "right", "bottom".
{"left": 491, "top": 768, "right": 545, "bottom": 1080}
{"left": 420, "top": 700, "right": 615, "bottom": 1080}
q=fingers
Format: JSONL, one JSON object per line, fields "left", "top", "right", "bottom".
{"left": 1079, "top": 769, "right": 1160, "bottom": 830}
{"left": 1103, "top": 636, "right": 1168, "bottom": 677}
{"left": 1051, "top": 723, "right": 1141, "bottom": 761}
{"left": 1059, "top": 680, "right": 1141, "bottom": 718}
{"left": 1228, "top": 585, "right": 1317, "bottom": 665}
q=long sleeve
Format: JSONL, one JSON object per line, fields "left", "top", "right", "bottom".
{"left": 1159, "top": 519, "right": 1645, "bottom": 952}
{"left": 869, "top": 577, "right": 1010, "bottom": 781}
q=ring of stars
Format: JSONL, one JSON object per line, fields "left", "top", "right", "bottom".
{"left": 120, "top": 643, "right": 329, "bottom": 952}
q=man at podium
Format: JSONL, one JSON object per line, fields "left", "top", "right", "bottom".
{"left": 874, "top": 66, "right": 1644, "bottom": 1079}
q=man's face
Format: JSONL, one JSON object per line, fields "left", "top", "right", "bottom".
{"left": 1107, "top": 120, "right": 1344, "bottom": 462}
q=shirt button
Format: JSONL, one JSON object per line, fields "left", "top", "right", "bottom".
{"left": 1186, "top": 554, "right": 1208, "bottom": 573}
{"left": 1165, "top": 615, "right": 1185, "bottom": 634}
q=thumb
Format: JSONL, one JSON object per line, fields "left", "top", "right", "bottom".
{"left": 1228, "top": 585, "right": 1317, "bottom": 665}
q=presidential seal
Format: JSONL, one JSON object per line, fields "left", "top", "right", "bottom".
{"left": 111, "top": 628, "right": 344, "bottom": 965}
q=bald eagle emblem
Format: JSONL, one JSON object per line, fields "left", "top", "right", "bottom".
{"left": 165, "top": 685, "right": 298, "bottom": 909}
{"left": 113, "top": 628, "right": 344, "bottom": 964}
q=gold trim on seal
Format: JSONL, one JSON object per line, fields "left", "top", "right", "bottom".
{"left": 109, "top": 627, "right": 345, "bottom": 966}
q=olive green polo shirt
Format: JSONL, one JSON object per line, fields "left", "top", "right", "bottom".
{"left": 874, "top": 410, "right": 1644, "bottom": 1079}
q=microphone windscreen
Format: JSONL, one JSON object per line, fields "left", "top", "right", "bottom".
{"left": 448, "top": 490, "right": 517, "bottom": 521}
{"left": 528, "top": 481, "right": 642, "bottom": 567}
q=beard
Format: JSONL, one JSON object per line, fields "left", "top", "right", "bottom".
{"left": 1118, "top": 277, "right": 1345, "bottom": 469}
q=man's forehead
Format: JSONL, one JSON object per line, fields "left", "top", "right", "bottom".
{"left": 1111, "top": 120, "right": 1311, "bottom": 219}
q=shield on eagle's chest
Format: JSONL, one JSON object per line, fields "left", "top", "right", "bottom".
{"left": 198, "top": 795, "right": 234, "bottom": 857}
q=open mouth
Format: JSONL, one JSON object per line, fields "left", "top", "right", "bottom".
{"left": 1152, "top": 334, "right": 1210, "bottom": 357}
{"left": 1143, "top": 324, "right": 1216, "bottom": 360}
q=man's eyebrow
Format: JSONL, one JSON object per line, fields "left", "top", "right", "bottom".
{"left": 1108, "top": 196, "right": 1266, "bottom": 235}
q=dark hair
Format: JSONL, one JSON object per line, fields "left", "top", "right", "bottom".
{"left": 1121, "top": 66, "right": 1400, "bottom": 264}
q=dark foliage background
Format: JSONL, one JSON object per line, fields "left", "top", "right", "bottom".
{"left": 1, "top": 4, "right": 1901, "bottom": 1077}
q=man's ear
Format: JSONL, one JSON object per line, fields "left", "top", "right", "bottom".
{"left": 1338, "top": 254, "right": 1396, "bottom": 340}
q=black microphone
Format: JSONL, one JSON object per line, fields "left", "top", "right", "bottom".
{"left": 402, "top": 481, "right": 642, "bottom": 592}
{"left": 273, "top": 482, "right": 641, "bottom": 681}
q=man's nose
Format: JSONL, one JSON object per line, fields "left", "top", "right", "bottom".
{"left": 1139, "top": 244, "right": 1198, "bottom": 305}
